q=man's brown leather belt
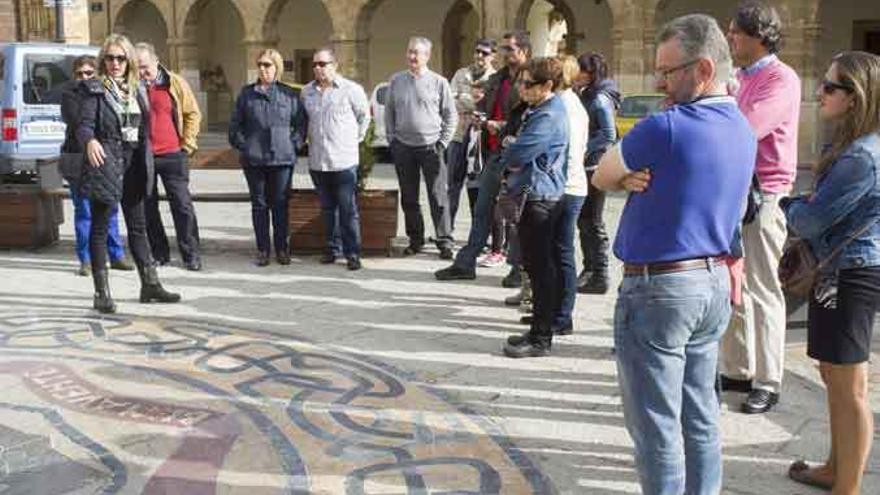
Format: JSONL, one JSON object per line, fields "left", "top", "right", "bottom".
{"left": 623, "top": 256, "right": 725, "bottom": 276}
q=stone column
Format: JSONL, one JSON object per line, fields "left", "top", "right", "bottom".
{"left": 332, "top": 35, "right": 369, "bottom": 85}
{"left": 60, "top": 0, "right": 90, "bottom": 44}
{"left": 481, "top": 0, "right": 509, "bottom": 42}
{"left": 610, "top": 0, "right": 650, "bottom": 95}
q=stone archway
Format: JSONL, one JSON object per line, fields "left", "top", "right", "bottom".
{"left": 515, "top": 0, "right": 576, "bottom": 55}
{"left": 182, "top": 0, "right": 247, "bottom": 128}
{"left": 264, "top": 0, "right": 335, "bottom": 84}
{"left": 652, "top": 0, "right": 738, "bottom": 31}
{"left": 114, "top": 0, "right": 170, "bottom": 63}
{"left": 442, "top": 0, "right": 480, "bottom": 78}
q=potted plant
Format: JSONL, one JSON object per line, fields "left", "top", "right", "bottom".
{"left": 289, "top": 122, "right": 399, "bottom": 254}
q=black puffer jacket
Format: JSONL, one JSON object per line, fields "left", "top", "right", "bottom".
{"left": 75, "top": 79, "right": 154, "bottom": 204}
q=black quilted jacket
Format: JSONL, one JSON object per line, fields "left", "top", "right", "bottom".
{"left": 75, "top": 79, "right": 154, "bottom": 204}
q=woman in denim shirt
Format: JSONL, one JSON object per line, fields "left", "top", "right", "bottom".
{"left": 229, "top": 49, "right": 305, "bottom": 266}
{"left": 782, "top": 51, "right": 880, "bottom": 494}
{"left": 501, "top": 57, "right": 568, "bottom": 358}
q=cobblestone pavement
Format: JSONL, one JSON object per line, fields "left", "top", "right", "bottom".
{"left": 0, "top": 164, "right": 876, "bottom": 494}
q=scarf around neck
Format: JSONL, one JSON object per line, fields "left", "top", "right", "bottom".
{"left": 103, "top": 76, "right": 141, "bottom": 143}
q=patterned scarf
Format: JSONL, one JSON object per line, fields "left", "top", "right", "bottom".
{"left": 103, "top": 76, "right": 141, "bottom": 143}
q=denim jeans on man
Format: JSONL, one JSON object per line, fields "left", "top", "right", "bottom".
{"left": 392, "top": 140, "right": 453, "bottom": 250}
{"left": 553, "top": 193, "right": 585, "bottom": 329}
{"left": 71, "top": 187, "right": 125, "bottom": 264}
{"left": 614, "top": 264, "right": 731, "bottom": 495}
{"left": 309, "top": 165, "right": 360, "bottom": 258}
{"left": 243, "top": 165, "right": 293, "bottom": 255}
{"left": 452, "top": 154, "right": 505, "bottom": 270}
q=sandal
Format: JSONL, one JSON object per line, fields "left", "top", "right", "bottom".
{"left": 788, "top": 460, "right": 833, "bottom": 490}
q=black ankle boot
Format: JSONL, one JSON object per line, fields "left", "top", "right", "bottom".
{"left": 138, "top": 264, "right": 181, "bottom": 303}
{"left": 578, "top": 271, "right": 609, "bottom": 294}
{"left": 92, "top": 269, "right": 116, "bottom": 313}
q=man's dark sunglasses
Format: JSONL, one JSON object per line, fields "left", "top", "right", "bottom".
{"left": 103, "top": 54, "right": 127, "bottom": 63}
{"left": 821, "top": 79, "right": 853, "bottom": 95}
{"left": 312, "top": 61, "right": 333, "bottom": 68}
{"left": 75, "top": 69, "right": 95, "bottom": 77}
{"left": 474, "top": 49, "right": 493, "bottom": 57}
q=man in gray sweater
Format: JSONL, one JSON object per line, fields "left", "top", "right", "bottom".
{"left": 385, "top": 36, "right": 458, "bottom": 259}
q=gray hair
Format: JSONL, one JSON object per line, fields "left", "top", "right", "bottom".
{"left": 314, "top": 46, "right": 337, "bottom": 62}
{"left": 657, "top": 14, "right": 733, "bottom": 85}
{"left": 408, "top": 36, "right": 432, "bottom": 55}
{"left": 134, "top": 42, "right": 159, "bottom": 61}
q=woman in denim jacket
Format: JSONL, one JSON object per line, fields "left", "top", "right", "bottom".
{"left": 500, "top": 57, "right": 568, "bottom": 359}
{"left": 229, "top": 49, "right": 305, "bottom": 266}
{"left": 782, "top": 51, "right": 880, "bottom": 494}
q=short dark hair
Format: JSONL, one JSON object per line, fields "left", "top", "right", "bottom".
{"left": 733, "top": 1, "right": 783, "bottom": 54}
{"left": 524, "top": 56, "right": 563, "bottom": 90}
{"left": 73, "top": 55, "right": 97, "bottom": 71}
{"left": 577, "top": 52, "right": 608, "bottom": 82}
{"left": 503, "top": 30, "right": 531, "bottom": 56}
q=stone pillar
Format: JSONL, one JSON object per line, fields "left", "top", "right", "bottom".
{"left": 611, "top": 1, "right": 650, "bottom": 95}
{"left": 60, "top": 0, "right": 90, "bottom": 44}
{"left": 788, "top": 21, "right": 823, "bottom": 165}
{"left": 0, "top": 0, "right": 18, "bottom": 42}
{"left": 481, "top": 0, "right": 509, "bottom": 42}
{"left": 332, "top": 36, "right": 369, "bottom": 85}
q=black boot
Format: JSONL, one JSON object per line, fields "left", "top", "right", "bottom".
{"left": 138, "top": 264, "right": 181, "bottom": 303}
{"left": 92, "top": 269, "right": 116, "bottom": 314}
{"left": 579, "top": 228, "right": 610, "bottom": 294}
{"left": 579, "top": 269, "right": 609, "bottom": 294}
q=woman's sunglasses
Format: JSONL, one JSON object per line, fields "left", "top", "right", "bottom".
{"left": 518, "top": 78, "right": 545, "bottom": 88}
{"left": 103, "top": 54, "right": 127, "bottom": 64}
{"left": 75, "top": 69, "right": 95, "bottom": 78}
{"left": 821, "top": 79, "right": 853, "bottom": 95}
{"left": 257, "top": 61, "right": 274, "bottom": 69}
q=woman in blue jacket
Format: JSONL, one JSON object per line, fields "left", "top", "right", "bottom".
{"left": 501, "top": 57, "right": 569, "bottom": 358}
{"left": 229, "top": 49, "right": 305, "bottom": 266}
{"left": 782, "top": 51, "right": 880, "bottom": 494}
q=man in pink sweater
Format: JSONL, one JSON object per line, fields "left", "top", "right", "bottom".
{"left": 721, "top": 1, "right": 801, "bottom": 414}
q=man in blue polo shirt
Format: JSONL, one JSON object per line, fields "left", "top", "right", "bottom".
{"left": 593, "top": 14, "right": 756, "bottom": 495}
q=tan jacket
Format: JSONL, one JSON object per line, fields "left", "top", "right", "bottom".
{"left": 165, "top": 67, "right": 202, "bottom": 154}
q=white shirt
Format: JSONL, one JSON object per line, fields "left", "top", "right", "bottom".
{"left": 560, "top": 89, "right": 589, "bottom": 196}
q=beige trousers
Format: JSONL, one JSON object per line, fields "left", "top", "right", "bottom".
{"left": 720, "top": 193, "right": 788, "bottom": 393}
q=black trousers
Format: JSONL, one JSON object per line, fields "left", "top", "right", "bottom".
{"left": 90, "top": 146, "right": 152, "bottom": 272}
{"left": 577, "top": 170, "right": 609, "bottom": 273}
{"left": 144, "top": 151, "right": 201, "bottom": 263}
{"left": 392, "top": 140, "right": 453, "bottom": 249}
{"left": 519, "top": 199, "right": 563, "bottom": 346}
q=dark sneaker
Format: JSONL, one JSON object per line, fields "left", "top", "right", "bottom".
{"left": 256, "top": 252, "right": 270, "bottom": 267}
{"left": 507, "top": 332, "right": 531, "bottom": 346}
{"left": 553, "top": 321, "right": 573, "bottom": 336}
{"left": 77, "top": 262, "right": 91, "bottom": 277}
{"left": 184, "top": 258, "right": 203, "bottom": 271}
{"left": 503, "top": 339, "right": 550, "bottom": 358}
{"left": 403, "top": 244, "right": 423, "bottom": 256}
{"left": 504, "top": 291, "right": 523, "bottom": 306}
{"left": 347, "top": 257, "right": 362, "bottom": 271}
{"left": 320, "top": 253, "right": 337, "bottom": 264}
{"left": 741, "top": 389, "right": 779, "bottom": 414}
{"left": 501, "top": 267, "right": 522, "bottom": 288}
{"left": 519, "top": 315, "right": 532, "bottom": 325}
{"left": 277, "top": 253, "right": 291, "bottom": 265}
{"left": 720, "top": 375, "right": 753, "bottom": 393}
{"left": 109, "top": 258, "right": 134, "bottom": 271}
{"left": 438, "top": 247, "right": 454, "bottom": 260}
{"left": 434, "top": 265, "right": 475, "bottom": 280}
{"left": 578, "top": 273, "right": 609, "bottom": 294}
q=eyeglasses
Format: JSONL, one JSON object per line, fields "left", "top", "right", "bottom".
{"left": 103, "top": 54, "right": 127, "bottom": 64}
{"left": 654, "top": 59, "right": 699, "bottom": 80}
{"left": 821, "top": 79, "right": 854, "bottom": 95}
{"left": 312, "top": 61, "right": 333, "bottom": 68}
{"left": 474, "top": 49, "right": 492, "bottom": 57}
{"left": 518, "top": 78, "right": 544, "bottom": 89}
{"left": 74, "top": 69, "right": 95, "bottom": 78}
{"left": 500, "top": 45, "right": 517, "bottom": 53}
{"left": 257, "top": 61, "right": 274, "bottom": 69}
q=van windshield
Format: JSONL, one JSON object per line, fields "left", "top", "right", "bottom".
{"left": 22, "top": 53, "right": 77, "bottom": 105}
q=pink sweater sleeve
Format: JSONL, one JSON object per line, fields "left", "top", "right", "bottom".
{"left": 738, "top": 67, "right": 800, "bottom": 141}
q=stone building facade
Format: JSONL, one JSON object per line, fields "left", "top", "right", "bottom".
{"left": 13, "top": 0, "right": 880, "bottom": 162}
{"left": 0, "top": 0, "right": 17, "bottom": 42}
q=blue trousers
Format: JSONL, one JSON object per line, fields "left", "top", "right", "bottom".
{"left": 71, "top": 187, "right": 125, "bottom": 263}
{"left": 553, "top": 194, "right": 586, "bottom": 328}
{"left": 243, "top": 165, "right": 293, "bottom": 255}
{"left": 309, "top": 166, "right": 361, "bottom": 258}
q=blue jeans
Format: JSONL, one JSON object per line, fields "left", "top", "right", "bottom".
{"left": 70, "top": 187, "right": 125, "bottom": 263}
{"left": 243, "top": 165, "right": 293, "bottom": 255}
{"left": 453, "top": 154, "right": 505, "bottom": 271}
{"left": 553, "top": 194, "right": 585, "bottom": 328}
{"left": 614, "top": 263, "right": 731, "bottom": 495}
{"left": 309, "top": 166, "right": 360, "bottom": 258}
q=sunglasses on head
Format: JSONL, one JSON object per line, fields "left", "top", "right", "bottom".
{"left": 75, "top": 69, "right": 95, "bottom": 77}
{"left": 312, "top": 61, "right": 333, "bottom": 68}
{"left": 821, "top": 79, "right": 853, "bottom": 95}
{"left": 104, "top": 54, "right": 127, "bottom": 63}
{"left": 257, "top": 61, "right": 274, "bottom": 69}
{"left": 519, "top": 78, "right": 544, "bottom": 88}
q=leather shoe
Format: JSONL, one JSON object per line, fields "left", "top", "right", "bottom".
{"left": 403, "top": 244, "right": 423, "bottom": 256}
{"left": 438, "top": 247, "right": 454, "bottom": 260}
{"left": 347, "top": 257, "right": 362, "bottom": 271}
{"left": 741, "top": 389, "right": 779, "bottom": 414}
{"left": 276, "top": 252, "right": 291, "bottom": 265}
{"left": 320, "top": 253, "right": 337, "bottom": 264}
{"left": 501, "top": 266, "right": 522, "bottom": 288}
{"left": 719, "top": 375, "right": 752, "bottom": 393}
{"left": 256, "top": 252, "right": 270, "bottom": 267}
{"left": 553, "top": 321, "right": 573, "bottom": 336}
{"left": 434, "top": 265, "right": 475, "bottom": 280}
{"left": 77, "top": 262, "right": 91, "bottom": 277}
{"left": 519, "top": 315, "right": 532, "bottom": 325}
{"left": 503, "top": 339, "right": 550, "bottom": 358}
{"left": 184, "top": 258, "right": 203, "bottom": 271}
{"left": 504, "top": 291, "right": 523, "bottom": 306}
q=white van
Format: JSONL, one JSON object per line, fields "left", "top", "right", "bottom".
{"left": 0, "top": 43, "right": 99, "bottom": 179}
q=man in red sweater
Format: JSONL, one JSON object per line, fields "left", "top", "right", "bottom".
{"left": 136, "top": 42, "right": 203, "bottom": 271}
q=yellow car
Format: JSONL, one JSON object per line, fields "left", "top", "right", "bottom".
{"left": 617, "top": 94, "right": 666, "bottom": 137}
